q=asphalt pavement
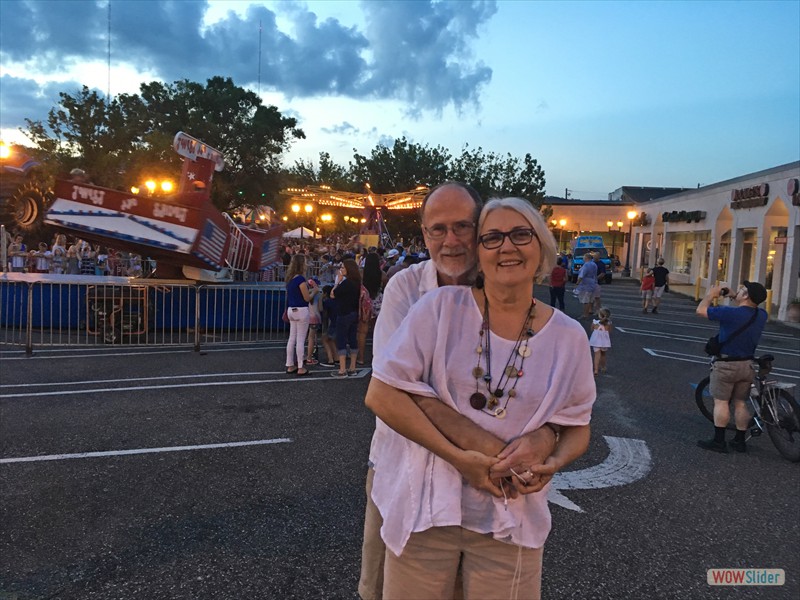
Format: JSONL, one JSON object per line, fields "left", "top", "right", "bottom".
{"left": 1, "top": 279, "right": 798, "bottom": 599}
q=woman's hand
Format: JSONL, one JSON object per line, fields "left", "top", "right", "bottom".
{"left": 489, "top": 427, "right": 558, "bottom": 494}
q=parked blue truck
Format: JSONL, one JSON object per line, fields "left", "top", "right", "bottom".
{"left": 568, "top": 235, "right": 612, "bottom": 283}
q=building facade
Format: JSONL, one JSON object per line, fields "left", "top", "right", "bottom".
{"left": 627, "top": 161, "right": 800, "bottom": 321}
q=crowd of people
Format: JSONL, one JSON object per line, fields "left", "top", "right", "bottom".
{"left": 4, "top": 232, "right": 148, "bottom": 277}
{"left": 281, "top": 238, "right": 427, "bottom": 378}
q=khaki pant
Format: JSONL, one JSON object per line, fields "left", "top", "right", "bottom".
{"left": 384, "top": 526, "right": 543, "bottom": 600}
{"left": 358, "top": 468, "right": 386, "bottom": 600}
{"left": 359, "top": 469, "right": 541, "bottom": 600}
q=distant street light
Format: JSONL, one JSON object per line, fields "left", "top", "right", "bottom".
{"left": 551, "top": 218, "right": 568, "bottom": 252}
{"left": 607, "top": 220, "right": 623, "bottom": 269}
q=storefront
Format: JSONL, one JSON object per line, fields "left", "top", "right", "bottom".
{"left": 626, "top": 162, "right": 800, "bottom": 321}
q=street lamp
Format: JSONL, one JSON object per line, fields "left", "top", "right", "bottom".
{"left": 624, "top": 210, "right": 638, "bottom": 276}
{"left": 291, "top": 203, "right": 304, "bottom": 238}
{"left": 607, "top": 220, "right": 623, "bottom": 267}
{"left": 551, "top": 218, "right": 568, "bottom": 252}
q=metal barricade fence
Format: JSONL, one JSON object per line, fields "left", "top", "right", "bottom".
{"left": 0, "top": 274, "right": 289, "bottom": 353}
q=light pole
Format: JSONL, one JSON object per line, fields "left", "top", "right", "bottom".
{"left": 607, "top": 220, "right": 623, "bottom": 268}
{"left": 320, "top": 213, "right": 332, "bottom": 239}
{"left": 291, "top": 203, "right": 302, "bottom": 238}
{"left": 623, "top": 210, "right": 638, "bottom": 276}
{"left": 550, "top": 218, "right": 568, "bottom": 252}
{"left": 304, "top": 203, "right": 314, "bottom": 238}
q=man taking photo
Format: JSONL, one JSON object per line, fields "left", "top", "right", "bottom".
{"left": 696, "top": 280, "right": 768, "bottom": 453}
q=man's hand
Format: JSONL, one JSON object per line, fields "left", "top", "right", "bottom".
{"left": 489, "top": 426, "right": 557, "bottom": 494}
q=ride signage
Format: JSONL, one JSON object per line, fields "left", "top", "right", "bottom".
{"left": 173, "top": 132, "right": 224, "bottom": 172}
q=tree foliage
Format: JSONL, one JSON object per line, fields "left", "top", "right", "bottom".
{"left": 450, "top": 145, "right": 546, "bottom": 206}
{"left": 23, "top": 77, "right": 304, "bottom": 210}
{"left": 349, "top": 137, "right": 452, "bottom": 193}
{"left": 22, "top": 77, "right": 548, "bottom": 228}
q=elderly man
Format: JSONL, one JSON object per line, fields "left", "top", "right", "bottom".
{"left": 696, "top": 281, "right": 768, "bottom": 453}
{"left": 575, "top": 251, "right": 598, "bottom": 319}
{"left": 358, "top": 182, "right": 564, "bottom": 599}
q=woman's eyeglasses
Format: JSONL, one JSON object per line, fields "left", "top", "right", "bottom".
{"left": 478, "top": 228, "right": 536, "bottom": 249}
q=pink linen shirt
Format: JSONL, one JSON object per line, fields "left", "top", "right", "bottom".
{"left": 372, "top": 285, "right": 596, "bottom": 556}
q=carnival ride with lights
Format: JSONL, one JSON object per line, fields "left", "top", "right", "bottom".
{"left": 43, "top": 132, "right": 283, "bottom": 281}
{"left": 279, "top": 182, "right": 429, "bottom": 247}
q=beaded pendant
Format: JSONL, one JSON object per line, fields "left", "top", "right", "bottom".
{"left": 471, "top": 295, "right": 536, "bottom": 418}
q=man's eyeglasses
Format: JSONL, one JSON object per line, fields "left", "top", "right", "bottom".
{"left": 478, "top": 228, "right": 536, "bottom": 250}
{"left": 423, "top": 221, "right": 475, "bottom": 240}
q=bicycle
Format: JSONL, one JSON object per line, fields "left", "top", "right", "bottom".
{"left": 694, "top": 354, "right": 800, "bottom": 462}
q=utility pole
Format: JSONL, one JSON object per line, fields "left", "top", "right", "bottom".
{"left": 565, "top": 188, "right": 571, "bottom": 200}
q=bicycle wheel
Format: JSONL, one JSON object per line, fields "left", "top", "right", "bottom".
{"left": 694, "top": 376, "right": 715, "bottom": 423}
{"left": 765, "top": 389, "right": 800, "bottom": 462}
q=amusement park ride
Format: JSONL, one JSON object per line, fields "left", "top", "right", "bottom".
{"left": 279, "top": 182, "right": 429, "bottom": 248}
{"left": 3, "top": 131, "right": 430, "bottom": 282}
{"left": 42, "top": 132, "right": 283, "bottom": 281}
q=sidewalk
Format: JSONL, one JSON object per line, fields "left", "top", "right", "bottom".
{"left": 611, "top": 273, "right": 696, "bottom": 301}
{"left": 613, "top": 273, "right": 800, "bottom": 329}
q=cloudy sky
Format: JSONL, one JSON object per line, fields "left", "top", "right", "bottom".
{"left": 1, "top": 0, "right": 798, "bottom": 199}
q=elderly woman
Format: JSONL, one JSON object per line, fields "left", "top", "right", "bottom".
{"left": 365, "top": 197, "right": 595, "bottom": 599}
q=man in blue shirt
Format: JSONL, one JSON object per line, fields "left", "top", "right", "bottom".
{"left": 575, "top": 251, "right": 598, "bottom": 320}
{"left": 695, "top": 280, "right": 768, "bottom": 453}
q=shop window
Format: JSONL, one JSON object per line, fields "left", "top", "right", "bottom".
{"left": 739, "top": 229, "right": 757, "bottom": 283}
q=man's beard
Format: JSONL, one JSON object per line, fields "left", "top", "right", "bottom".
{"left": 436, "top": 253, "right": 477, "bottom": 283}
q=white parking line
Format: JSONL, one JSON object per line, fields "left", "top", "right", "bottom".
{"left": 0, "top": 369, "right": 371, "bottom": 398}
{"left": 643, "top": 348, "right": 800, "bottom": 379}
{"left": 620, "top": 327, "right": 800, "bottom": 357}
{"left": 0, "top": 438, "right": 293, "bottom": 464}
{"left": 0, "top": 370, "right": 291, "bottom": 389}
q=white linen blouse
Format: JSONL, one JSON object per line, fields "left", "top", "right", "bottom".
{"left": 371, "top": 285, "right": 596, "bottom": 556}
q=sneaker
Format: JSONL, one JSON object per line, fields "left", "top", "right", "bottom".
{"left": 331, "top": 371, "right": 348, "bottom": 379}
{"left": 651, "top": 307, "right": 658, "bottom": 314}
{"left": 319, "top": 362, "right": 335, "bottom": 368}
{"left": 347, "top": 369, "right": 358, "bottom": 376}
{"left": 697, "top": 438, "right": 728, "bottom": 453}
{"left": 728, "top": 439, "right": 747, "bottom": 453}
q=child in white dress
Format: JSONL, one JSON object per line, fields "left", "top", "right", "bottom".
{"left": 589, "top": 307, "right": 613, "bottom": 375}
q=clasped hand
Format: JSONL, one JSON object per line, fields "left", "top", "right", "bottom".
{"left": 457, "top": 427, "right": 558, "bottom": 499}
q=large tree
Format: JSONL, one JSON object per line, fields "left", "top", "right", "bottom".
{"left": 349, "top": 137, "right": 452, "bottom": 193}
{"left": 449, "top": 145, "right": 547, "bottom": 206}
{"left": 23, "top": 77, "right": 304, "bottom": 211}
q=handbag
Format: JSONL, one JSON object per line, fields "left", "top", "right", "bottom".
{"left": 704, "top": 308, "right": 758, "bottom": 356}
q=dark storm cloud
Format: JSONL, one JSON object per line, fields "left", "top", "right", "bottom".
{"left": 0, "top": 0, "right": 495, "bottom": 129}
{"left": 0, "top": 75, "right": 83, "bottom": 130}
{"left": 358, "top": 1, "right": 497, "bottom": 113}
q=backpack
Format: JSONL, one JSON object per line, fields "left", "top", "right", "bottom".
{"left": 359, "top": 285, "right": 373, "bottom": 323}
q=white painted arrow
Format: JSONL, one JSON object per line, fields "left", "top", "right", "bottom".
{"left": 547, "top": 435, "right": 652, "bottom": 513}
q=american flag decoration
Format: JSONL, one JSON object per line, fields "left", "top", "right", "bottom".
{"left": 259, "top": 231, "right": 281, "bottom": 269}
{"left": 197, "top": 220, "right": 226, "bottom": 265}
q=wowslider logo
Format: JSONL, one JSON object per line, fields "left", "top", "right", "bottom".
{"left": 707, "top": 569, "right": 785, "bottom": 586}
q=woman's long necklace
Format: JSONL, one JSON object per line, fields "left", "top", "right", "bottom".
{"left": 470, "top": 293, "right": 536, "bottom": 419}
